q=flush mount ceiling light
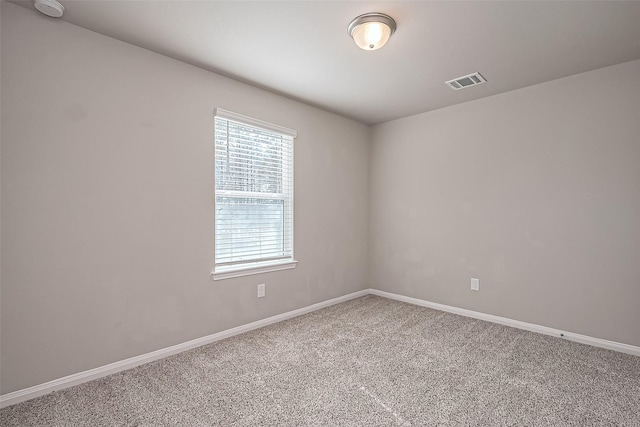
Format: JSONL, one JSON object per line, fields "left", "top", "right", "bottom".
{"left": 348, "top": 12, "right": 396, "bottom": 51}
{"left": 34, "top": 0, "right": 64, "bottom": 18}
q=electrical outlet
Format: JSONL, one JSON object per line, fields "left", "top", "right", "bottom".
{"left": 471, "top": 278, "right": 480, "bottom": 291}
{"left": 257, "top": 283, "right": 266, "bottom": 298}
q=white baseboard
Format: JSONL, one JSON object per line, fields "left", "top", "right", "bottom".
{"left": 3, "top": 287, "right": 638, "bottom": 409}
{"left": 0, "top": 289, "right": 368, "bottom": 409}
{"left": 368, "top": 289, "right": 640, "bottom": 357}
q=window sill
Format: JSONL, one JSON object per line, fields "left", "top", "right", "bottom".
{"left": 211, "top": 260, "right": 298, "bottom": 281}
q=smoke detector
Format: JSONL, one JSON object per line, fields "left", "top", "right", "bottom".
{"left": 446, "top": 72, "right": 486, "bottom": 90}
{"left": 34, "top": 0, "right": 64, "bottom": 18}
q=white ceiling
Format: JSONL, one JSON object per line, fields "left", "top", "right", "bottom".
{"left": 13, "top": 0, "right": 640, "bottom": 124}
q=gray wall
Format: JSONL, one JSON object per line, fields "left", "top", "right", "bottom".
{"left": 370, "top": 59, "right": 640, "bottom": 347}
{"left": 0, "top": 3, "right": 370, "bottom": 394}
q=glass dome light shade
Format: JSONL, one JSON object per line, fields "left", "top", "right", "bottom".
{"left": 348, "top": 13, "right": 396, "bottom": 51}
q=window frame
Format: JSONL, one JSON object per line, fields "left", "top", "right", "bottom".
{"left": 211, "top": 108, "right": 297, "bottom": 280}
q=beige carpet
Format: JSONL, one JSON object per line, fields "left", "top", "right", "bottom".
{"left": 1, "top": 295, "right": 639, "bottom": 426}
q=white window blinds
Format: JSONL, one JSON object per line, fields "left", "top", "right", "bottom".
{"left": 214, "top": 109, "right": 296, "bottom": 271}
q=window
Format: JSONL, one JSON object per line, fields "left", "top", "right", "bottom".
{"left": 212, "top": 109, "right": 297, "bottom": 279}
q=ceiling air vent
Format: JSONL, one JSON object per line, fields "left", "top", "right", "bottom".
{"left": 445, "top": 72, "right": 486, "bottom": 90}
